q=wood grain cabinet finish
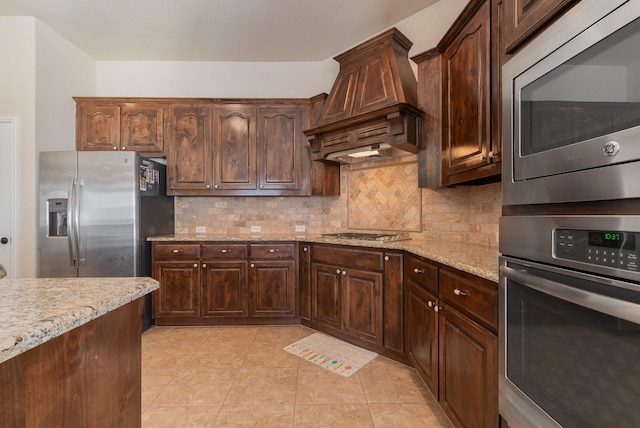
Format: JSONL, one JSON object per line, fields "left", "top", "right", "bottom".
{"left": 75, "top": 98, "right": 165, "bottom": 156}
{"left": 411, "top": 0, "right": 503, "bottom": 187}
{"left": 306, "top": 244, "right": 408, "bottom": 361}
{"left": 166, "top": 104, "right": 214, "bottom": 193}
{"left": 152, "top": 241, "right": 298, "bottom": 325}
{"left": 503, "top": 0, "right": 581, "bottom": 54}
{"left": 298, "top": 243, "right": 312, "bottom": 321}
{"left": 404, "top": 254, "right": 440, "bottom": 395}
{"left": 201, "top": 243, "right": 249, "bottom": 318}
{"left": 403, "top": 255, "right": 498, "bottom": 428}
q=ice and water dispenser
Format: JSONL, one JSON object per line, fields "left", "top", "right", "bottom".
{"left": 47, "top": 198, "right": 68, "bottom": 237}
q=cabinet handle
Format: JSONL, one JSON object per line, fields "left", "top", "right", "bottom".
{"left": 384, "top": 255, "right": 389, "bottom": 261}
{"left": 172, "top": 249, "right": 182, "bottom": 253}
{"left": 202, "top": 263, "right": 207, "bottom": 268}
{"left": 268, "top": 249, "right": 279, "bottom": 253}
{"left": 251, "top": 263, "right": 255, "bottom": 268}
{"left": 453, "top": 288, "right": 470, "bottom": 297}
{"left": 193, "top": 263, "right": 198, "bottom": 268}
{"left": 413, "top": 268, "right": 424, "bottom": 274}
{"left": 219, "top": 249, "right": 229, "bottom": 253}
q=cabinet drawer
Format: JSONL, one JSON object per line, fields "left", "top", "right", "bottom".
{"left": 202, "top": 243, "right": 248, "bottom": 259}
{"left": 311, "top": 244, "right": 384, "bottom": 271}
{"left": 404, "top": 254, "right": 438, "bottom": 294}
{"left": 439, "top": 268, "right": 498, "bottom": 330}
{"left": 154, "top": 243, "right": 200, "bottom": 260}
{"left": 250, "top": 243, "right": 295, "bottom": 259}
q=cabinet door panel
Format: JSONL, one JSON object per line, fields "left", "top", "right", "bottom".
{"left": 152, "top": 262, "right": 200, "bottom": 318}
{"left": 311, "top": 263, "right": 342, "bottom": 331}
{"left": 439, "top": 305, "right": 498, "bottom": 428}
{"left": 202, "top": 260, "right": 248, "bottom": 317}
{"left": 343, "top": 268, "right": 383, "bottom": 345}
{"left": 214, "top": 107, "right": 257, "bottom": 190}
{"left": 259, "top": 108, "right": 301, "bottom": 191}
{"left": 76, "top": 104, "right": 121, "bottom": 151}
{"left": 406, "top": 282, "right": 439, "bottom": 395}
{"left": 383, "top": 252, "right": 404, "bottom": 354}
{"left": 121, "top": 104, "right": 164, "bottom": 155}
{"left": 166, "top": 105, "right": 213, "bottom": 192}
{"left": 442, "top": 0, "right": 491, "bottom": 178}
{"left": 249, "top": 260, "right": 296, "bottom": 317}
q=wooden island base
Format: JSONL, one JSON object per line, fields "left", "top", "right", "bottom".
{"left": 0, "top": 299, "right": 144, "bottom": 428}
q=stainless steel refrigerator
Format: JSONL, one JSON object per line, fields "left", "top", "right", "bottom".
{"left": 38, "top": 151, "right": 174, "bottom": 329}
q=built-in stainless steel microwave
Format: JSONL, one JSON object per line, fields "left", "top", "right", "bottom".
{"left": 503, "top": 0, "right": 640, "bottom": 206}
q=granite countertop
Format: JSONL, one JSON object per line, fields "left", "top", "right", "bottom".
{"left": 149, "top": 234, "right": 499, "bottom": 283}
{"left": 0, "top": 277, "right": 159, "bottom": 364}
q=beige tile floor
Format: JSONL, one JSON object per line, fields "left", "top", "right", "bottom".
{"left": 141, "top": 325, "right": 453, "bottom": 428}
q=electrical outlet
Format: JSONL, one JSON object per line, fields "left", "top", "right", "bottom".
{"left": 295, "top": 225, "right": 306, "bottom": 232}
{"left": 250, "top": 225, "right": 261, "bottom": 233}
{"left": 195, "top": 226, "right": 206, "bottom": 233}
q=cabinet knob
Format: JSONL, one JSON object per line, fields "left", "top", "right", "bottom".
{"left": 122, "top": 146, "right": 126, "bottom": 150}
{"left": 251, "top": 263, "right": 255, "bottom": 268}
{"left": 260, "top": 184, "right": 264, "bottom": 189}
{"left": 303, "top": 247, "right": 308, "bottom": 252}
{"left": 113, "top": 146, "right": 118, "bottom": 151}
{"left": 202, "top": 263, "right": 207, "bottom": 268}
{"left": 434, "top": 305, "right": 440, "bottom": 313}
{"left": 453, "top": 288, "right": 470, "bottom": 297}
{"left": 413, "top": 268, "right": 424, "bottom": 274}
{"left": 193, "top": 263, "right": 198, "bottom": 268}
{"left": 341, "top": 270, "right": 346, "bottom": 276}
{"left": 214, "top": 184, "right": 219, "bottom": 189}
{"left": 384, "top": 256, "right": 389, "bottom": 261}
{"left": 206, "top": 184, "right": 211, "bottom": 189}
{"left": 427, "top": 301, "right": 433, "bottom": 308}
{"left": 336, "top": 269, "right": 341, "bottom": 274}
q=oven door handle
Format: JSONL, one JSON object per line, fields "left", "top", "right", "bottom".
{"left": 500, "top": 265, "right": 640, "bottom": 324}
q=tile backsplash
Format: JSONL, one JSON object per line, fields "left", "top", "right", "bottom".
{"left": 175, "top": 155, "right": 501, "bottom": 247}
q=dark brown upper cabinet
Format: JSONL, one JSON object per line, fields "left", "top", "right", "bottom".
{"left": 412, "top": 0, "right": 503, "bottom": 188}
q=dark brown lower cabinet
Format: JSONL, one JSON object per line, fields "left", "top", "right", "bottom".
{"left": 439, "top": 305, "right": 498, "bottom": 428}
{"left": 152, "top": 241, "right": 298, "bottom": 325}
{"left": 405, "top": 254, "right": 498, "bottom": 428}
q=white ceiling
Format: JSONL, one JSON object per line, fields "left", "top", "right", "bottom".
{"left": 0, "top": 0, "right": 440, "bottom": 61}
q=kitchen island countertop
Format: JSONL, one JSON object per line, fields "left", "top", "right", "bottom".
{"left": 0, "top": 277, "right": 158, "bottom": 364}
{"left": 148, "top": 234, "right": 499, "bottom": 283}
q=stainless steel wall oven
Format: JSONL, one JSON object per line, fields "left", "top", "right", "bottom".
{"left": 500, "top": 216, "right": 640, "bottom": 428}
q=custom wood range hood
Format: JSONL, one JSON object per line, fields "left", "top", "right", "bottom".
{"left": 304, "top": 28, "right": 422, "bottom": 163}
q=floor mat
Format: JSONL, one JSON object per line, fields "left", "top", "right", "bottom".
{"left": 283, "top": 332, "right": 377, "bottom": 377}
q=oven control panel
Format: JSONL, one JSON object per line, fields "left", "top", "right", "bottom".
{"left": 554, "top": 229, "right": 639, "bottom": 272}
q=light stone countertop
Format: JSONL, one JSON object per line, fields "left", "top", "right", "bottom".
{"left": 0, "top": 277, "right": 158, "bottom": 364}
{"left": 149, "top": 234, "right": 499, "bottom": 283}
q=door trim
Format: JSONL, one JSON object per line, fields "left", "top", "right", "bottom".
{"left": 0, "top": 115, "right": 18, "bottom": 278}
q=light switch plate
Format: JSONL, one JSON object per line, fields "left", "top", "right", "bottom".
{"left": 195, "top": 226, "right": 206, "bottom": 233}
{"left": 250, "top": 225, "right": 261, "bottom": 233}
{"left": 295, "top": 225, "right": 306, "bottom": 232}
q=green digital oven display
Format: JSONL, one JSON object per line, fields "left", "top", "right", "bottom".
{"left": 588, "top": 231, "right": 636, "bottom": 250}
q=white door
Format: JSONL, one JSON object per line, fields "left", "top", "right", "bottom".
{"left": 0, "top": 116, "right": 17, "bottom": 279}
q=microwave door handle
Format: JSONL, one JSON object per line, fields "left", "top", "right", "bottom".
{"left": 500, "top": 265, "right": 640, "bottom": 325}
{"left": 75, "top": 178, "right": 86, "bottom": 267}
{"left": 67, "top": 177, "right": 79, "bottom": 267}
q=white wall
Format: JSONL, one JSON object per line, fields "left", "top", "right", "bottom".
{"left": 96, "top": 0, "right": 468, "bottom": 98}
{"left": 0, "top": 17, "right": 96, "bottom": 277}
{"left": 0, "top": 17, "right": 37, "bottom": 278}
{"left": 36, "top": 21, "right": 95, "bottom": 152}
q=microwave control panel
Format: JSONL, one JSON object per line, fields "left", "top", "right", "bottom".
{"left": 554, "top": 229, "right": 639, "bottom": 272}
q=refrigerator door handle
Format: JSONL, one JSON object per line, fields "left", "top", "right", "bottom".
{"left": 68, "top": 177, "right": 79, "bottom": 267}
{"left": 76, "top": 178, "right": 86, "bottom": 267}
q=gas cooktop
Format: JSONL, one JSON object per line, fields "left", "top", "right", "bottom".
{"left": 321, "top": 232, "right": 410, "bottom": 242}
